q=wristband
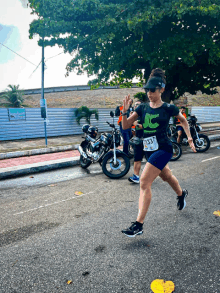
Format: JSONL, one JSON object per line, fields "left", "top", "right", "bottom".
{"left": 121, "top": 112, "right": 127, "bottom": 116}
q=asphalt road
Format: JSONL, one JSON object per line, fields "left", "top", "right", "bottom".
{"left": 0, "top": 142, "right": 220, "bottom": 293}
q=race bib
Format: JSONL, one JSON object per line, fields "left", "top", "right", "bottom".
{"left": 143, "top": 136, "right": 159, "bottom": 151}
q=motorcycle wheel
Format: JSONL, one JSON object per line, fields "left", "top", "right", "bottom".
{"left": 80, "top": 155, "right": 92, "bottom": 169}
{"left": 170, "top": 142, "right": 182, "bottom": 161}
{"left": 193, "top": 134, "right": 210, "bottom": 152}
{"left": 102, "top": 152, "right": 130, "bottom": 179}
{"left": 128, "top": 144, "right": 134, "bottom": 158}
{"left": 79, "top": 145, "right": 92, "bottom": 169}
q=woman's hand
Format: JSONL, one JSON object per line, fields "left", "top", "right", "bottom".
{"left": 188, "top": 138, "right": 197, "bottom": 153}
{"left": 123, "top": 94, "right": 132, "bottom": 113}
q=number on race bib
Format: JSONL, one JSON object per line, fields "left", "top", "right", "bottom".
{"left": 143, "top": 136, "right": 159, "bottom": 151}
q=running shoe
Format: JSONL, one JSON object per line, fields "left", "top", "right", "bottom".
{"left": 128, "top": 174, "right": 140, "bottom": 184}
{"left": 177, "top": 189, "right": 188, "bottom": 210}
{"left": 121, "top": 222, "right": 143, "bottom": 237}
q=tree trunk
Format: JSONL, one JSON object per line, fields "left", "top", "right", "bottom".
{"left": 162, "top": 84, "right": 175, "bottom": 103}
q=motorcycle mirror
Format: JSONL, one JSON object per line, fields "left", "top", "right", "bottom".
{"left": 110, "top": 111, "right": 114, "bottom": 117}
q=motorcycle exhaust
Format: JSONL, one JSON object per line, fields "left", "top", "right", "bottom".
{"left": 78, "top": 146, "right": 88, "bottom": 159}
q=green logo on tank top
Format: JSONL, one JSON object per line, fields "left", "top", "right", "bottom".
{"left": 143, "top": 113, "right": 159, "bottom": 133}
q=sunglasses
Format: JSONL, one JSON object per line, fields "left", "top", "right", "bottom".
{"left": 145, "top": 87, "right": 160, "bottom": 93}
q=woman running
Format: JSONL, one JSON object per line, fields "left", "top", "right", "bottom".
{"left": 121, "top": 68, "right": 196, "bottom": 237}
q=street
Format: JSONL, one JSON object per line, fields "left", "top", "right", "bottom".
{"left": 0, "top": 143, "right": 220, "bottom": 293}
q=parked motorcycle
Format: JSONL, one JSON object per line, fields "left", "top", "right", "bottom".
{"left": 78, "top": 111, "right": 130, "bottom": 179}
{"left": 170, "top": 141, "right": 182, "bottom": 161}
{"left": 165, "top": 126, "right": 182, "bottom": 161}
{"left": 169, "top": 114, "right": 210, "bottom": 152}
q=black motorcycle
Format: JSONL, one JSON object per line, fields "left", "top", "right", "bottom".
{"left": 78, "top": 111, "right": 130, "bottom": 179}
{"left": 169, "top": 114, "right": 210, "bottom": 152}
{"left": 170, "top": 141, "right": 182, "bottom": 161}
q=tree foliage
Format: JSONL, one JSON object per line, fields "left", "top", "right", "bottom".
{"left": 134, "top": 92, "right": 149, "bottom": 102}
{"left": 75, "top": 106, "right": 99, "bottom": 124}
{"left": 0, "top": 85, "right": 24, "bottom": 108}
{"left": 29, "top": 0, "right": 220, "bottom": 101}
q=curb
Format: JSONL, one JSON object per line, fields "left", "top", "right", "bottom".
{"left": 209, "top": 134, "right": 220, "bottom": 141}
{"left": 0, "top": 134, "right": 220, "bottom": 181}
{"left": 0, "top": 157, "right": 80, "bottom": 180}
{"left": 0, "top": 144, "right": 79, "bottom": 160}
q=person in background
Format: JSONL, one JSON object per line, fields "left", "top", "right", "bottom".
{"left": 128, "top": 100, "right": 144, "bottom": 183}
{"left": 115, "top": 99, "right": 134, "bottom": 155}
{"left": 175, "top": 106, "right": 187, "bottom": 144}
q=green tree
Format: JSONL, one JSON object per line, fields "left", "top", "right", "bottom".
{"left": 29, "top": 0, "right": 220, "bottom": 102}
{"left": 134, "top": 92, "right": 149, "bottom": 102}
{"left": 0, "top": 85, "right": 24, "bottom": 108}
{"left": 75, "top": 106, "right": 99, "bottom": 125}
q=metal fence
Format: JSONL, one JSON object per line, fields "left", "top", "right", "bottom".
{"left": 191, "top": 106, "right": 220, "bottom": 123}
{"left": 0, "top": 108, "right": 118, "bottom": 141}
{"left": 0, "top": 107, "right": 219, "bottom": 141}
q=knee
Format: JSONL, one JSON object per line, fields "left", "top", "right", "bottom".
{"left": 140, "top": 177, "right": 151, "bottom": 191}
{"left": 160, "top": 173, "right": 173, "bottom": 182}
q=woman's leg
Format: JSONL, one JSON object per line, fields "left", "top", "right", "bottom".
{"left": 136, "top": 162, "right": 162, "bottom": 223}
{"left": 159, "top": 164, "right": 182, "bottom": 196}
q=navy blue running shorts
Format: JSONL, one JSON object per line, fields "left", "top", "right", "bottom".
{"left": 145, "top": 150, "right": 173, "bottom": 171}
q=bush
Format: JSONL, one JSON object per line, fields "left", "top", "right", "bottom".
{"left": 133, "top": 92, "right": 148, "bottom": 102}
{"left": 74, "top": 106, "right": 99, "bottom": 125}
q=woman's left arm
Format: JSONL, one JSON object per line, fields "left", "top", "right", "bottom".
{"left": 175, "top": 113, "right": 197, "bottom": 153}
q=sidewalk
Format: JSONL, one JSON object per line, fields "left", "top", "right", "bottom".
{"left": 0, "top": 122, "right": 220, "bottom": 180}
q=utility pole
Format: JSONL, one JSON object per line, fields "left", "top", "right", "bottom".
{"left": 40, "top": 0, "right": 48, "bottom": 146}
{"left": 41, "top": 38, "right": 48, "bottom": 146}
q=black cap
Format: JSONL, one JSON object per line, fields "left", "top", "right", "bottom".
{"left": 143, "top": 77, "right": 165, "bottom": 89}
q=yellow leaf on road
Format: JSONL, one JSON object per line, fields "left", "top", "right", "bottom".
{"left": 151, "top": 279, "right": 175, "bottom": 293}
{"left": 213, "top": 210, "right": 220, "bottom": 217}
{"left": 75, "top": 191, "right": 83, "bottom": 196}
{"left": 66, "top": 280, "right": 72, "bottom": 284}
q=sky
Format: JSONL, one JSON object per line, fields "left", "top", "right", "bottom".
{"left": 0, "top": 0, "right": 96, "bottom": 92}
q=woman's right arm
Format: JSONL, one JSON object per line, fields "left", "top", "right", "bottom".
{"left": 122, "top": 112, "right": 139, "bottom": 129}
{"left": 122, "top": 95, "right": 139, "bottom": 129}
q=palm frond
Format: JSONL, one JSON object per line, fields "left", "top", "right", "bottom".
{"left": 0, "top": 84, "right": 24, "bottom": 107}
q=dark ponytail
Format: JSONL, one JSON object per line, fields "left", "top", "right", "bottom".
{"left": 149, "top": 68, "right": 166, "bottom": 85}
